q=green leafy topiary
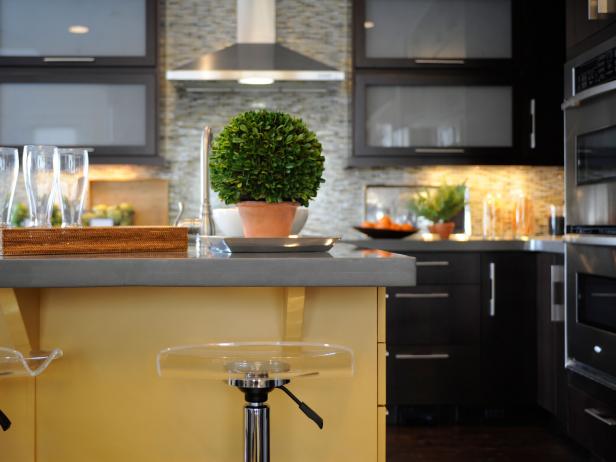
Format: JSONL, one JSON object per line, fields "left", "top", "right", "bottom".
{"left": 209, "top": 110, "right": 325, "bottom": 207}
{"left": 409, "top": 183, "right": 467, "bottom": 223}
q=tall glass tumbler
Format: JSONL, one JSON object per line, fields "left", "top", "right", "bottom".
{"left": 0, "top": 148, "right": 19, "bottom": 227}
{"left": 23, "top": 145, "right": 59, "bottom": 227}
{"left": 56, "top": 149, "right": 89, "bottom": 227}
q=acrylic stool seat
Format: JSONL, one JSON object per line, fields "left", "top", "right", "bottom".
{"left": 0, "top": 347, "right": 63, "bottom": 431}
{"left": 157, "top": 341, "right": 354, "bottom": 462}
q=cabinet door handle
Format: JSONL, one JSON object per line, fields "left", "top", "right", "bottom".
{"left": 416, "top": 261, "right": 450, "bottom": 267}
{"left": 414, "top": 59, "right": 465, "bottom": 65}
{"left": 415, "top": 148, "right": 465, "bottom": 154}
{"left": 585, "top": 408, "right": 616, "bottom": 426}
{"left": 43, "top": 57, "right": 96, "bottom": 62}
{"left": 395, "top": 293, "right": 449, "bottom": 299}
{"left": 395, "top": 353, "right": 450, "bottom": 360}
{"left": 550, "top": 264, "right": 565, "bottom": 322}
{"left": 489, "top": 262, "right": 496, "bottom": 317}
{"left": 530, "top": 98, "right": 536, "bottom": 149}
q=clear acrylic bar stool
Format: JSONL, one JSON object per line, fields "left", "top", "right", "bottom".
{"left": 157, "top": 341, "right": 354, "bottom": 462}
{"left": 0, "top": 347, "right": 63, "bottom": 431}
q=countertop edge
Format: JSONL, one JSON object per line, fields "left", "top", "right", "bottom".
{"left": 0, "top": 255, "right": 416, "bottom": 288}
{"left": 344, "top": 238, "right": 565, "bottom": 254}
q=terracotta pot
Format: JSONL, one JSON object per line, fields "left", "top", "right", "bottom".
{"left": 428, "top": 222, "right": 455, "bottom": 240}
{"left": 237, "top": 201, "right": 299, "bottom": 237}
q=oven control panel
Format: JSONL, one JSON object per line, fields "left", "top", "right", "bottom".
{"left": 575, "top": 46, "right": 616, "bottom": 94}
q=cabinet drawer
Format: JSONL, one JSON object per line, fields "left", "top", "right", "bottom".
{"left": 403, "top": 253, "right": 480, "bottom": 285}
{"left": 387, "top": 285, "right": 480, "bottom": 346}
{"left": 387, "top": 345, "right": 480, "bottom": 405}
{"left": 567, "top": 384, "right": 616, "bottom": 459}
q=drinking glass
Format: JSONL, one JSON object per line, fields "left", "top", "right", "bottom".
{"left": 0, "top": 148, "right": 19, "bottom": 227}
{"left": 548, "top": 204, "right": 565, "bottom": 236}
{"left": 56, "top": 148, "right": 89, "bottom": 227}
{"left": 23, "top": 145, "right": 59, "bottom": 227}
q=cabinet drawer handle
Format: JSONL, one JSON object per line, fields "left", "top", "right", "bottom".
{"left": 585, "top": 408, "right": 616, "bottom": 426}
{"left": 414, "top": 59, "right": 465, "bottom": 65}
{"left": 395, "top": 293, "right": 449, "bottom": 299}
{"left": 416, "top": 261, "right": 450, "bottom": 267}
{"left": 395, "top": 353, "right": 450, "bottom": 360}
{"left": 43, "top": 57, "right": 96, "bottom": 62}
{"left": 530, "top": 98, "right": 536, "bottom": 149}
{"left": 415, "top": 148, "right": 465, "bottom": 154}
{"left": 489, "top": 262, "right": 496, "bottom": 317}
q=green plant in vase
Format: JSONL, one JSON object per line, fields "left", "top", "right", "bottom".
{"left": 409, "top": 183, "right": 466, "bottom": 239}
{"left": 210, "top": 109, "right": 325, "bottom": 237}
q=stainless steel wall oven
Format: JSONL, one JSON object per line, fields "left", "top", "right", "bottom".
{"left": 566, "top": 239, "right": 616, "bottom": 390}
{"left": 564, "top": 35, "right": 616, "bottom": 391}
{"left": 564, "top": 35, "right": 616, "bottom": 233}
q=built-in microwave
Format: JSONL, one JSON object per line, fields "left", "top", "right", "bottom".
{"left": 564, "top": 36, "right": 616, "bottom": 232}
{"left": 566, "top": 238, "right": 616, "bottom": 391}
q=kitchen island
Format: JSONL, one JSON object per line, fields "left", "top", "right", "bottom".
{"left": 0, "top": 244, "right": 414, "bottom": 462}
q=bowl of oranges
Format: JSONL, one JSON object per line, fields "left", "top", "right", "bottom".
{"left": 354, "top": 215, "right": 418, "bottom": 239}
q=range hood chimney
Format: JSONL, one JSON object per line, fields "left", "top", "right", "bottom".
{"left": 166, "top": 0, "right": 344, "bottom": 84}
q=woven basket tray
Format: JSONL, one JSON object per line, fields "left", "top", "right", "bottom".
{"left": 0, "top": 227, "right": 188, "bottom": 256}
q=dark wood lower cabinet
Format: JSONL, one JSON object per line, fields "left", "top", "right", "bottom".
{"left": 536, "top": 253, "right": 567, "bottom": 427}
{"left": 387, "top": 345, "right": 480, "bottom": 405}
{"left": 387, "top": 251, "right": 538, "bottom": 409}
{"left": 567, "top": 382, "right": 616, "bottom": 461}
{"left": 386, "top": 250, "right": 616, "bottom": 457}
{"left": 480, "top": 253, "right": 537, "bottom": 406}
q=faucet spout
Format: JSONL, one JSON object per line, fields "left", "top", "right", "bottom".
{"left": 199, "top": 126, "right": 216, "bottom": 236}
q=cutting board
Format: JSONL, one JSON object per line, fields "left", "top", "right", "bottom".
{"left": 88, "top": 179, "right": 169, "bottom": 226}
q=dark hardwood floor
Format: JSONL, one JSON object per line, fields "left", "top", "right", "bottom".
{"left": 387, "top": 421, "right": 590, "bottom": 462}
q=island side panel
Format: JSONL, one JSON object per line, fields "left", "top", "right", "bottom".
{"left": 0, "top": 291, "right": 36, "bottom": 462}
{"left": 35, "top": 286, "right": 378, "bottom": 462}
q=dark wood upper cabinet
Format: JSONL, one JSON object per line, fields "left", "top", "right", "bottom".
{"left": 0, "top": 68, "right": 159, "bottom": 163}
{"left": 0, "top": 0, "right": 157, "bottom": 66}
{"left": 353, "top": 70, "right": 522, "bottom": 166}
{"left": 351, "top": 0, "right": 565, "bottom": 166}
{"left": 354, "top": 0, "right": 517, "bottom": 69}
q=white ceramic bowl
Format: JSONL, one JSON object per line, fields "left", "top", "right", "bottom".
{"left": 213, "top": 206, "right": 309, "bottom": 236}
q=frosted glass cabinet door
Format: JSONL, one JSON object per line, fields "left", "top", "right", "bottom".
{"left": 353, "top": 71, "right": 517, "bottom": 162}
{"left": 357, "top": 0, "right": 512, "bottom": 66}
{"left": 0, "top": 0, "right": 155, "bottom": 65}
{"left": 0, "top": 71, "right": 157, "bottom": 160}
{"left": 366, "top": 86, "right": 512, "bottom": 149}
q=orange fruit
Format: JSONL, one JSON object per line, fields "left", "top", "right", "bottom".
{"left": 361, "top": 220, "right": 376, "bottom": 228}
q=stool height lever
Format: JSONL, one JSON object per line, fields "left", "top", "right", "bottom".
{"left": 0, "top": 409, "right": 11, "bottom": 431}
{"left": 278, "top": 385, "right": 324, "bottom": 429}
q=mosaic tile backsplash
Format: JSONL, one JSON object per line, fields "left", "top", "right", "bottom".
{"left": 16, "top": 0, "right": 564, "bottom": 237}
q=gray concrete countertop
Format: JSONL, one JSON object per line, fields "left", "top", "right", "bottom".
{"left": 344, "top": 236, "right": 564, "bottom": 254}
{"left": 0, "top": 243, "right": 416, "bottom": 288}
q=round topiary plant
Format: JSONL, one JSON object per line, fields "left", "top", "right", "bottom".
{"left": 210, "top": 110, "right": 325, "bottom": 207}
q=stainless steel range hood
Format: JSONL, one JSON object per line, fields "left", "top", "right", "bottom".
{"left": 166, "top": 0, "right": 344, "bottom": 84}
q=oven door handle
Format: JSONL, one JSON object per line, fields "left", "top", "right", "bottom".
{"left": 562, "top": 79, "right": 616, "bottom": 110}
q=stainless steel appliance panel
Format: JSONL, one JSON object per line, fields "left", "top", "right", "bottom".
{"left": 566, "top": 242, "right": 616, "bottom": 389}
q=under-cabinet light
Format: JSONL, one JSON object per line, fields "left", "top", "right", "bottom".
{"left": 238, "top": 77, "right": 275, "bottom": 85}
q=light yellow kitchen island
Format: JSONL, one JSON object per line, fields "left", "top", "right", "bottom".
{"left": 0, "top": 244, "right": 415, "bottom": 462}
